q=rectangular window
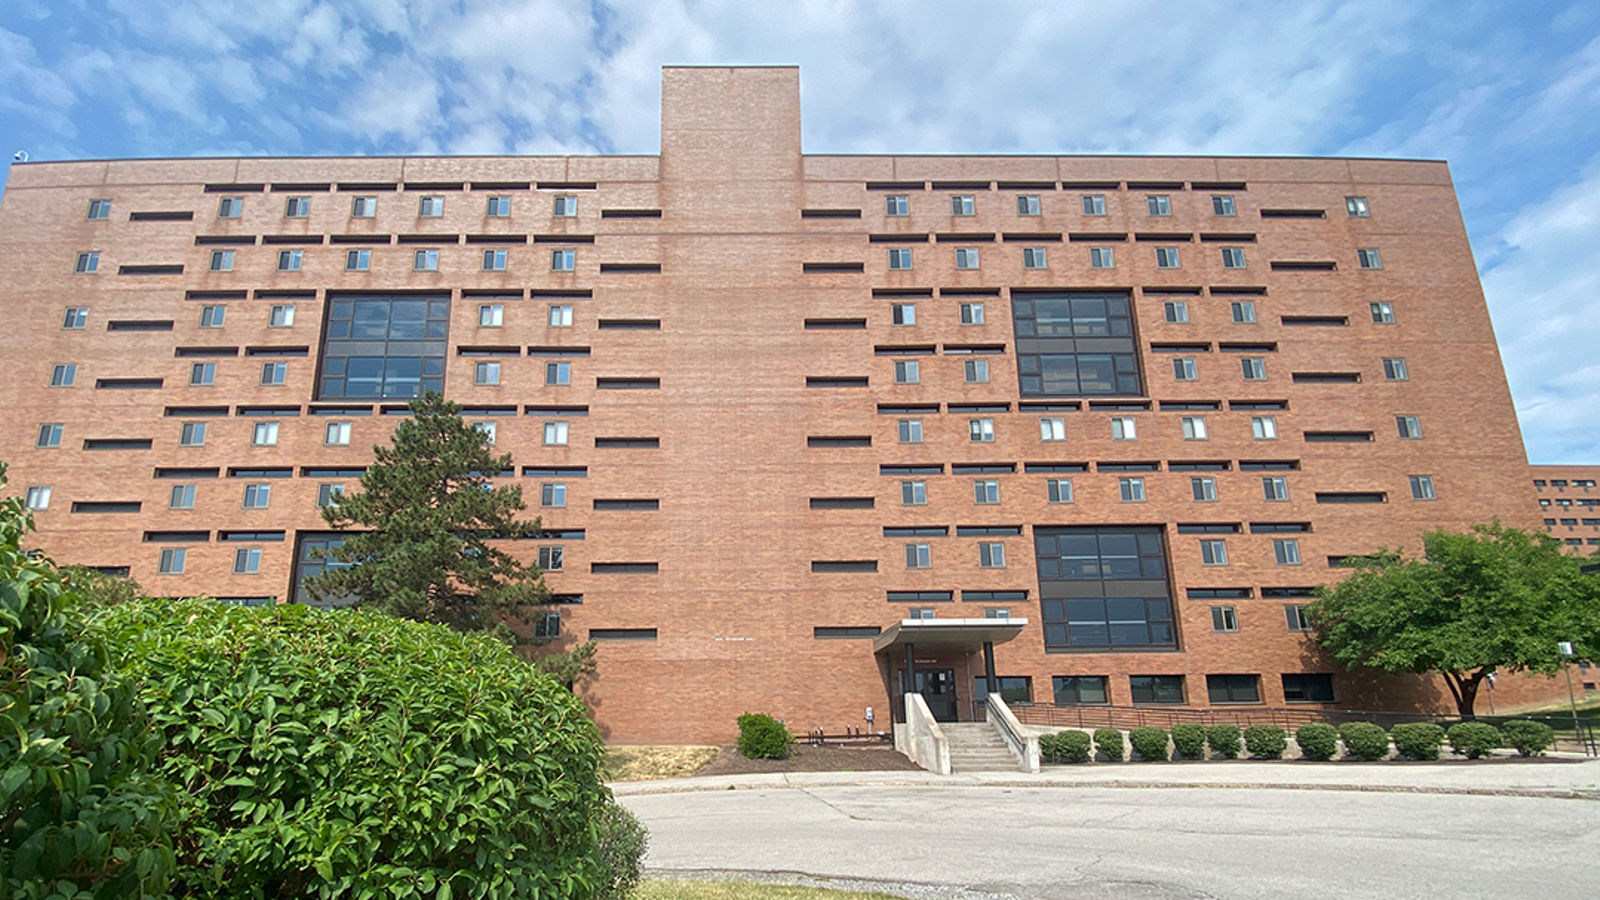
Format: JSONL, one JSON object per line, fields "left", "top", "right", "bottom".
{"left": 538, "top": 545, "right": 564, "bottom": 572}
{"left": 974, "top": 479, "right": 1000, "bottom": 505}
{"left": 1082, "top": 194, "right": 1107, "bottom": 215}
{"left": 1017, "top": 194, "right": 1042, "bottom": 216}
{"left": 419, "top": 196, "right": 444, "bottom": 217}
{"left": 979, "top": 542, "right": 1006, "bottom": 568}
{"left": 88, "top": 199, "right": 112, "bottom": 220}
{"left": 543, "top": 422, "right": 568, "bottom": 446}
{"left": 1023, "top": 247, "right": 1047, "bottom": 269}
{"left": 551, "top": 249, "right": 575, "bottom": 271}
{"left": 1212, "top": 195, "right": 1236, "bottom": 216}
{"left": 474, "top": 421, "right": 496, "bottom": 445}
{"left": 483, "top": 249, "right": 508, "bottom": 271}
{"left": 1241, "top": 357, "right": 1267, "bottom": 381}
{"left": 1037, "top": 526, "right": 1175, "bottom": 650}
{"left": 317, "top": 483, "right": 345, "bottom": 508}
{"left": 25, "top": 486, "right": 52, "bottom": 510}
{"left": 190, "top": 362, "right": 216, "bottom": 386}
{"left": 50, "top": 364, "right": 76, "bottom": 387}
{"left": 964, "top": 359, "right": 990, "bottom": 383}
{"left": 158, "top": 548, "right": 186, "bottom": 575}
{"left": 1211, "top": 605, "right": 1239, "bottom": 632}
{"left": 1263, "top": 476, "right": 1289, "bottom": 501}
{"left": 1147, "top": 195, "right": 1172, "bottom": 216}
{"left": 897, "top": 419, "right": 923, "bottom": 443}
{"left": 1047, "top": 478, "right": 1073, "bottom": 503}
{"left": 1370, "top": 302, "right": 1396, "bottom": 324}
{"left": 269, "top": 304, "right": 295, "bottom": 327}
{"left": 1181, "top": 416, "right": 1208, "bottom": 440}
{"left": 951, "top": 194, "right": 975, "bottom": 216}
{"left": 1207, "top": 674, "right": 1261, "bottom": 704}
{"left": 346, "top": 249, "right": 371, "bottom": 271}
{"left": 478, "top": 304, "right": 504, "bottom": 327}
{"left": 1089, "top": 247, "right": 1114, "bottom": 268}
{"left": 1251, "top": 416, "right": 1277, "bottom": 440}
{"left": 886, "top": 195, "right": 909, "bottom": 216}
{"left": 277, "top": 249, "right": 303, "bottom": 271}
{"left": 1192, "top": 476, "right": 1217, "bottom": 502}
{"left": 475, "top": 361, "right": 501, "bottom": 385}
{"left": 414, "top": 249, "right": 439, "bottom": 271}
{"left": 960, "top": 302, "right": 985, "bottom": 325}
{"left": 63, "top": 307, "right": 88, "bottom": 329}
{"left": 487, "top": 196, "right": 511, "bottom": 217}
{"left": 351, "top": 196, "right": 377, "bottom": 217}
{"left": 234, "top": 547, "right": 262, "bottom": 574}
{"left": 252, "top": 422, "right": 279, "bottom": 446}
{"left": 548, "top": 304, "right": 573, "bottom": 327}
{"left": 1155, "top": 247, "right": 1180, "bottom": 268}
{"left": 242, "top": 483, "right": 271, "bottom": 509}
{"left": 200, "top": 306, "right": 225, "bottom": 328}
{"left": 209, "top": 249, "right": 235, "bottom": 272}
{"left": 955, "top": 247, "right": 980, "bottom": 270}
{"left": 1173, "top": 357, "right": 1197, "bottom": 381}
{"left": 1130, "top": 675, "right": 1185, "bottom": 704}
{"left": 179, "top": 422, "right": 206, "bottom": 446}
{"left": 901, "top": 480, "right": 927, "bottom": 506}
{"left": 75, "top": 252, "right": 99, "bottom": 274}
{"left": 1111, "top": 417, "right": 1136, "bottom": 441}
{"left": 318, "top": 295, "right": 450, "bottom": 400}
{"left": 1409, "top": 474, "right": 1436, "bottom": 500}
{"left": 1285, "top": 604, "right": 1313, "bottom": 632}
{"left": 260, "top": 362, "right": 287, "bottom": 385}
{"left": 541, "top": 482, "right": 567, "bottom": 507}
{"left": 218, "top": 196, "right": 244, "bottom": 218}
{"left": 1357, "top": 248, "right": 1383, "bottom": 269}
{"left": 1273, "top": 538, "right": 1302, "bottom": 565}
{"left": 36, "top": 424, "right": 63, "bottom": 448}
{"left": 1396, "top": 415, "right": 1422, "bottom": 439}
{"left": 553, "top": 196, "right": 578, "bottom": 217}
{"left": 968, "top": 418, "right": 995, "bottom": 442}
{"left": 546, "top": 362, "right": 571, "bottom": 385}
{"left": 1382, "top": 358, "right": 1409, "bottom": 381}
{"left": 1231, "top": 300, "right": 1256, "bottom": 323}
{"left": 285, "top": 196, "right": 310, "bottom": 218}
{"left": 1283, "top": 673, "right": 1335, "bottom": 702}
{"left": 1346, "top": 196, "right": 1370, "bottom": 217}
{"left": 324, "top": 422, "right": 352, "bottom": 445}
{"left": 1039, "top": 418, "right": 1066, "bottom": 441}
{"left": 891, "top": 303, "right": 916, "bottom": 325}
{"left": 888, "top": 248, "right": 912, "bottom": 270}
{"left": 893, "top": 360, "right": 919, "bottom": 384}
{"left": 1163, "top": 301, "right": 1189, "bottom": 323}
{"left": 1220, "top": 247, "right": 1246, "bottom": 269}
{"left": 1119, "top": 477, "right": 1146, "bottom": 502}
{"left": 168, "top": 484, "right": 196, "bottom": 509}
{"left": 1200, "top": 539, "right": 1228, "bottom": 566}
{"left": 1054, "top": 675, "right": 1109, "bottom": 705}
{"left": 905, "top": 543, "right": 931, "bottom": 569}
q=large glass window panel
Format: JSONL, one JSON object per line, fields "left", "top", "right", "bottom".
{"left": 1036, "top": 527, "right": 1176, "bottom": 651}
{"left": 1013, "top": 291, "right": 1143, "bottom": 397}
{"left": 320, "top": 294, "right": 450, "bottom": 400}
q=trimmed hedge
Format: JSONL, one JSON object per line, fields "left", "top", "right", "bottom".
{"left": 1170, "top": 722, "right": 1207, "bottom": 759}
{"left": 1391, "top": 722, "right": 1445, "bottom": 760}
{"left": 1205, "top": 725, "right": 1242, "bottom": 759}
{"left": 736, "top": 712, "right": 794, "bottom": 760}
{"left": 1243, "top": 724, "right": 1288, "bottom": 760}
{"left": 1093, "top": 727, "right": 1126, "bottom": 762}
{"left": 1500, "top": 719, "right": 1556, "bottom": 757}
{"left": 1040, "top": 730, "right": 1093, "bottom": 764}
{"left": 1128, "top": 727, "right": 1169, "bottom": 762}
{"left": 1446, "top": 722, "right": 1501, "bottom": 759}
{"left": 1339, "top": 722, "right": 1392, "bottom": 761}
{"left": 1295, "top": 723, "right": 1340, "bottom": 761}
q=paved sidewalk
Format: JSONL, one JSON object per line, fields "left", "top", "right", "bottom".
{"left": 612, "top": 755, "right": 1600, "bottom": 799}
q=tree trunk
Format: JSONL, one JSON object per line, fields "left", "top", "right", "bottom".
{"left": 1443, "top": 668, "right": 1488, "bottom": 719}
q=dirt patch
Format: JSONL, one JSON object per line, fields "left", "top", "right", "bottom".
{"left": 605, "top": 745, "right": 721, "bottom": 781}
{"left": 698, "top": 744, "right": 921, "bottom": 776}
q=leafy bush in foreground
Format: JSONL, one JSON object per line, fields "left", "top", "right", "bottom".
{"left": 737, "top": 712, "right": 794, "bottom": 759}
{"left": 1500, "top": 719, "right": 1556, "bottom": 757}
{"left": 1128, "top": 727, "right": 1169, "bottom": 761}
{"left": 1040, "top": 730, "right": 1093, "bottom": 764}
{"left": 99, "top": 598, "right": 615, "bottom": 899}
{"left": 1295, "top": 723, "right": 1340, "bottom": 761}
{"left": 1446, "top": 722, "right": 1502, "bottom": 759}
{"left": 1093, "top": 728, "right": 1125, "bottom": 762}
{"left": 1243, "top": 724, "right": 1288, "bottom": 760}
{"left": 1205, "top": 725, "right": 1242, "bottom": 759}
{"left": 1390, "top": 722, "right": 1446, "bottom": 760}
{"left": 593, "top": 797, "right": 649, "bottom": 900}
{"left": 1339, "top": 722, "right": 1392, "bottom": 761}
{"left": 1170, "top": 723, "right": 1207, "bottom": 760}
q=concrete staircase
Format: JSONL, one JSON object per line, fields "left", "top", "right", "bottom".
{"left": 942, "top": 722, "right": 1019, "bottom": 772}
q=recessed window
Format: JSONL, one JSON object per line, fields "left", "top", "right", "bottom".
{"left": 1039, "top": 417, "right": 1066, "bottom": 441}
{"left": 487, "top": 196, "right": 511, "bottom": 217}
{"left": 413, "top": 249, "right": 439, "bottom": 271}
{"left": 1207, "top": 674, "right": 1260, "bottom": 704}
{"left": 951, "top": 194, "right": 976, "bottom": 216}
{"left": 479, "top": 304, "right": 504, "bottom": 327}
{"left": 252, "top": 422, "right": 279, "bottom": 446}
{"left": 1346, "top": 196, "right": 1370, "bottom": 217}
{"left": 1370, "top": 302, "right": 1395, "bottom": 324}
{"left": 36, "top": 423, "right": 63, "bottom": 448}
{"left": 277, "top": 249, "right": 303, "bottom": 271}
{"left": 158, "top": 548, "right": 186, "bottom": 575}
{"left": 548, "top": 305, "right": 573, "bottom": 327}
{"left": 897, "top": 419, "right": 923, "bottom": 443}
{"left": 1130, "top": 675, "right": 1185, "bottom": 704}
{"left": 537, "top": 545, "right": 564, "bottom": 572}
{"left": 25, "top": 486, "right": 51, "bottom": 510}
{"left": 901, "top": 480, "right": 927, "bottom": 506}
{"left": 1283, "top": 673, "right": 1335, "bottom": 702}
{"left": 1212, "top": 605, "right": 1239, "bottom": 632}
{"left": 1017, "top": 195, "right": 1041, "bottom": 216}
{"left": 1163, "top": 301, "right": 1189, "bottom": 323}
{"left": 543, "top": 421, "right": 568, "bottom": 446}
{"left": 346, "top": 249, "right": 371, "bottom": 271}
{"left": 540, "top": 482, "right": 567, "bottom": 508}
{"left": 1181, "top": 416, "right": 1208, "bottom": 440}
{"left": 886, "top": 195, "right": 909, "bottom": 216}
{"left": 234, "top": 547, "right": 262, "bottom": 575}
{"left": 1146, "top": 195, "right": 1172, "bottom": 216}
{"left": 1396, "top": 415, "right": 1422, "bottom": 439}
{"left": 546, "top": 362, "right": 571, "bottom": 386}
{"left": 1220, "top": 248, "right": 1246, "bottom": 269}
{"left": 1054, "top": 675, "right": 1109, "bottom": 705}
{"left": 1192, "top": 476, "right": 1217, "bottom": 502}
{"left": 1047, "top": 478, "right": 1073, "bottom": 503}
{"left": 891, "top": 303, "right": 916, "bottom": 326}
{"left": 888, "top": 248, "right": 912, "bottom": 270}
{"left": 1251, "top": 416, "right": 1278, "bottom": 440}
{"left": 285, "top": 196, "right": 310, "bottom": 218}
{"left": 1230, "top": 300, "right": 1256, "bottom": 323}
{"left": 419, "top": 196, "right": 444, "bottom": 217}
{"left": 87, "top": 199, "right": 112, "bottom": 220}
{"left": 969, "top": 418, "right": 995, "bottom": 443}
{"left": 474, "top": 421, "right": 497, "bottom": 445}
{"left": 1241, "top": 357, "right": 1266, "bottom": 381}
{"left": 1082, "top": 194, "right": 1107, "bottom": 216}
{"left": 269, "top": 304, "right": 295, "bottom": 327}
{"left": 1382, "top": 358, "right": 1409, "bottom": 381}
{"left": 218, "top": 197, "right": 244, "bottom": 218}
{"left": 209, "top": 249, "right": 235, "bottom": 272}
{"left": 955, "top": 247, "right": 980, "bottom": 270}
{"left": 1111, "top": 417, "right": 1136, "bottom": 441}
{"left": 1119, "top": 477, "right": 1146, "bottom": 502}
{"left": 351, "top": 196, "right": 377, "bottom": 218}
{"left": 964, "top": 359, "right": 990, "bottom": 383}
{"left": 1409, "top": 474, "right": 1436, "bottom": 500}
{"left": 190, "top": 362, "right": 216, "bottom": 386}
{"left": 960, "top": 302, "right": 985, "bottom": 325}
{"left": 979, "top": 541, "right": 1006, "bottom": 568}
{"left": 63, "top": 307, "right": 89, "bottom": 329}
{"left": 553, "top": 196, "right": 578, "bottom": 217}
{"left": 474, "top": 361, "right": 501, "bottom": 385}
{"left": 893, "top": 360, "right": 919, "bottom": 384}
{"left": 1089, "top": 247, "right": 1114, "bottom": 268}
{"left": 1023, "top": 247, "right": 1047, "bottom": 269}
{"left": 974, "top": 479, "right": 1001, "bottom": 505}
{"left": 1200, "top": 539, "right": 1228, "bottom": 566}
{"left": 242, "top": 483, "right": 271, "bottom": 509}
{"left": 168, "top": 484, "right": 195, "bottom": 509}
{"left": 1357, "top": 248, "right": 1382, "bottom": 269}
{"left": 1285, "top": 604, "right": 1313, "bottom": 632}
{"left": 75, "top": 252, "right": 99, "bottom": 274}
{"left": 317, "top": 484, "right": 345, "bottom": 508}
{"left": 482, "top": 249, "right": 508, "bottom": 271}
{"left": 50, "top": 364, "right": 77, "bottom": 387}
{"left": 324, "top": 421, "right": 352, "bottom": 445}
{"left": 1263, "top": 476, "right": 1289, "bottom": 501}
{"left": 905, "top": 543, "right": 932, "bottom": 569}
{"left": 179, "top": 422, "right": 206, "bottom": 446}
{"left": 1273, "top": 538, "right": 1302, "bottom": 565}
{"left": 260, "top": 362, "right": 287, "bottom": 385}
{"left": 1212, "top": 195, "right": 1236, "bottom": 216}
{"left": 1173, "top": 357, "right": 1197, "bottom": 381}
{"left": 1155, "top": 247, "right": 1180, "bottom": 269}
{"left": 551, "top": 249, "right": 576, "bottom": 271}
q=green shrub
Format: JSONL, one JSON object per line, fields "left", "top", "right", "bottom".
{"left": 1295, "top": 723, "right": 1340, "bottom": 761}
{"left": 1243, "top": 724, "right": 1288, "bottom": 760}
{"left": 1, "top": 468, "right": 177, "bottom": 900}
{"left": 99, "top": 598, "right": 618, "bottom": 899}
{"left": 1128, "top": 727, "right": 1169, "bottom": 761}
{"left": 1093, "top": 727, "right": 1126, "bottom": 762}
{"left": 1170, "top": 722, "right": 1207, "bottom": 759}
{"left": 1205, "top": 724, "right": 1242, "bottom": 759}
{"left": 1500, "top": 719, "right": 1556, "bottom": 757}
{"left": 1339, "top": 722, "right": 1392, "bottom": 761}
{"left": 1041, "top": 730, "right": 1093, "bottom": 763}
{"left": 593, "top": 797, "right": 649, "bottom": 900}
{"left": 1446, "top": 722, "right": 1502, "bottom": 759}
{"left": 736, "top": 712, "right": 794, "bottom": 759}
{"left": 1390, "top": 722, "right": 1445, "bottom": 760}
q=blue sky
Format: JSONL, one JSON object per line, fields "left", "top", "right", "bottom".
{"left": 2, "top": 0, "right": 1597, "bottom": 463}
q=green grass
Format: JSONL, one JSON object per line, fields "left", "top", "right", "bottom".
{"left": 636, "top": 880, "right": 905, "bottom": 899}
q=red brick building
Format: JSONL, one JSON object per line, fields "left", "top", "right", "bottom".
{"left": 0, "top": 67, "right": 1577, "bottom": 742}
{"left": 1531, "top": 465, "right": 1600, "bottom": 555}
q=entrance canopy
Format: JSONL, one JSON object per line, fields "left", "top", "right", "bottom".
{"left": 872, "top": 618, "right": 1028, "bottom": 654}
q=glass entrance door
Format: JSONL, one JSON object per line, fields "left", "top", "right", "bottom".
{"left": 898, "top": 668, "right": 958, "bottom": 722}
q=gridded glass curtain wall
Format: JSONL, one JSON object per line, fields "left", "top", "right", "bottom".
{"left": 318, "top": 294, "right": 450, "bottom": 399}
{"left": 294, "top": 533, "right": 354, "bottom": 606}
{"left": 1012, "top": 291, "right": 1142, "bottom": 396}
{"left": 1035, "top": 526, "right": 1176, "bottom": 650}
